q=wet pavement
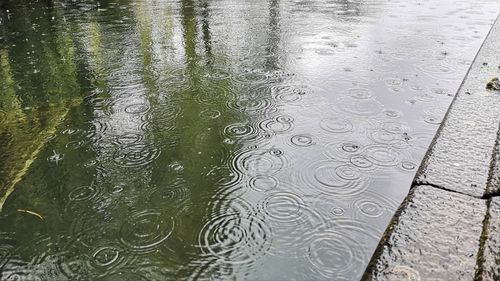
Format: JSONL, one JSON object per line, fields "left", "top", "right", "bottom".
{"left": 363, "top": 185, "right": 487, "bottom": 281}
{"left": 365, "top": 13, "right": 500, "bottom": 280}
{"left": 0, "top": 0, "right": 499, "bottom": 280}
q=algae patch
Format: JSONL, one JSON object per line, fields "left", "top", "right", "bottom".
{"left": 486, "top": 77, "right": 500, "bottom": 90}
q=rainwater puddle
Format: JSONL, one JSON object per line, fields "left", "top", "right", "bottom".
{"left": 0, "top": 0, "right": 499, "bottom": 280}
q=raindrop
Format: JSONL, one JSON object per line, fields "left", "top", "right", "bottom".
{"left": 124, "top": 103, "right": 150, "bottom": 115}
{"left": 223, "top": 122, "right": 258, "bottom": 141}
{"left": 232, "top": 149, "right": 286, "bottom": 176}
{"left": 199, "top": 109, "right": 221, "bottom": 119}
{"left": 120, "top": 210, "right": 174, "bottom": 253}
{"left": 319, "top": 118, "right": 353, "bottom": 134}
{"left": 248, "top": 175, "right": 278, "bottom": 192}
{"left": 113, "top": 144, "right": 161, "bottom": 168}
{"left": 301, "top": 160, "right": 368, "bottom": 196}
{"left": 259, "top": 115, "right": 294, "bottom": 134}
{"left": 68, "top": 186, "right": 99, "bottom": 201}
{"left": 346, "top": 88, "right": 373, "bottom": 99}
{"left": 48, "top": 150, "right": 64, "bottom": 163}
{"left": 361, "top": 145, "right": 400, "bottom": 167}
{"left": 401, "top": 161, "right": 417, "bottom": 171}
{"left": 290, "top": 135, "right": 315, "bottom": 147}
{"left": 89, "top": 244, "right": 126, "bottom": 271}
{"left": 198, "top": 213, "right": 271, "bottom": 266}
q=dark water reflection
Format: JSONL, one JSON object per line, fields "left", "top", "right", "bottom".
{"left": 0, "top": 0, "right": 498, "bottom": 280}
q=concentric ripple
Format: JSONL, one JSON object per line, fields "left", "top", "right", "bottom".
{"left": 290, "top": 134, "right": 315, "bottom": 147}
{"left": 335, "top": 165, "right": 362, "bottom": 180}
{"left": 260, "top": 192, "right": 306, "bottom": 223}
{"left": 124, "top": 103, "right": 150, "bottom": 115}
{"left": 383, "top": 109, "right": 402, "bottom": 118}
{"left": 302, "top": 160, "right": 368, "bottom": 196}
{"left": 146, "top": 180, "right": 190, "bottom": 207}
{"left": 349, "top": 155, "right": 376, "bottom": 171}
{"left": 199, "top": 109, "right": 221, "bottom": 119}
{"left": 423, "top": 114, "right": 442, "bottom": 125}
{"left": 148, "top": 104, "right": 183, "bottom": 125}
{"left": 319, "top": 118, "right": 353, "bottom": 134}
{"left": 351, "top": 190, "right": 399, "bottom": 220}
{"left": 333, "top": 95, "right": 384, "bottom": 116}
{"left": 248, "top": 175, "right": 278, "bottom": 192}
{"left": 401, "top": 160, "right": 417, "bottom": 171}
{"left": 227, "top": 96, "right": 274, "bottom": 113}
{"left": 113, "top": 133, "right": 144, "bottom": 146}
{"left": 257, "top": 192, "right": 327, "bottom": 257}
{"left": 267, "top": 84, "right": 311, "bottom": 103}
{"left": 205, "top": 67, "right": 231, "bottom": 80}
{"left": 195, "top": 83, "right": 237, "bottom": 105}
{"left": 325, "top": 141, "right": 362, "bottom": 160}
{"left": 232, "top": 149, "right": 286, "bottom": 176}
{"left": 381, "top": 121, "right": 409, "bottom": 134}
{"left": 162, "top": 67, "right": 188, "bottom": 86}
{"left": 88, "top": 243, "right": 128, "bottom": 273}
{"left": 223, "top": 122, "right": 258, "bottom": 141}
{"left": 361, "top": 144, "right": 400, "bottom": 167}
{"left": 113, "top": 144, "right": 161, "bottom": 168}
{"left": 367, "top": 129, "right": 406, "bottom": 147}
{"left": 120, "top": 210, "right": 174, "bottom": 253}
{"left": 303, "top": 220, "right": 382, "bottom": 280}
{"left": 346, "top": 88, "right": 373, "bottom": 99}
{"left": 68, "top": 185, "right": 101, "bottom": 202}
{"left": 233, "top": 68, "right": 270, "bottom": 84}
{"left": 305, "top": 230, "right": 366, "bottom": 280}
{"left": 416, "top": 62, "right": 455, "bottom": 80}
{"left": 258, "top": 115, "right": 294, "bottom": 134}
{"left": 198, "top": 213, "right": 271, "bottom": 266}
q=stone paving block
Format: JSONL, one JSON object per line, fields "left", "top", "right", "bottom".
{"left": 481, "top": 197, "right": 500, "bottom": 281}
{"left": 363, "top": 185, "right": 487, "bottom": 281}
{"left": 415, "top": 16, "right": 500, "bottom": 198}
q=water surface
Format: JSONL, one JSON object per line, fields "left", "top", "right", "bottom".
{"left": 0, "top": 0, "right": 499, "bottom": 280}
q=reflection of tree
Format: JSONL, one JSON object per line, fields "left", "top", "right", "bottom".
{"left": 0, "top": 0, "right": 82, "bottom": 209}
{"left": 0, "top": 0, "right": 271, "bottom": 278}
{"left": 87, "top": 20, "right": 109, "bottom": 93}
{"left": 0, "top": 0, "right": 246, "bottom": 276}
{"left": 266, "top": 0, "right": 281, "bottom": 69}
{"left": 201, "top": 0, "right": 213, "bottom": 63}
{"left": 0, "top": 50, "right": 20, "bottom": 112}
{"left": 134, "top": 0, "right": 243, "bottom": 274}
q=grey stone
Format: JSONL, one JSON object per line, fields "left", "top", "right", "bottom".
{"left": 481, "top": 197, "right": 500, "bottom": 281}
{"left": 415, "top": 16, "right": 500, "bottom": 198}
{"left": 363, "top": 185, "right": 487, "bottom": 281}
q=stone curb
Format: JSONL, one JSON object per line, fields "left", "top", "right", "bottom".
{"left": 413, "top": 14, "right": 500, "bottom": 198}
{"left": 362, "top": 185, "right": 487, "bottom": 281}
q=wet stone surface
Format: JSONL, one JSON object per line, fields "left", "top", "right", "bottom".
{"left": 364, "top": 185, "right": 486, "bottom": 281}
{"left": 481, "top": 197, "right": 500, "bottom": 281}
{"left": 416, "top": 16, "right": 500, "bottom": 198}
